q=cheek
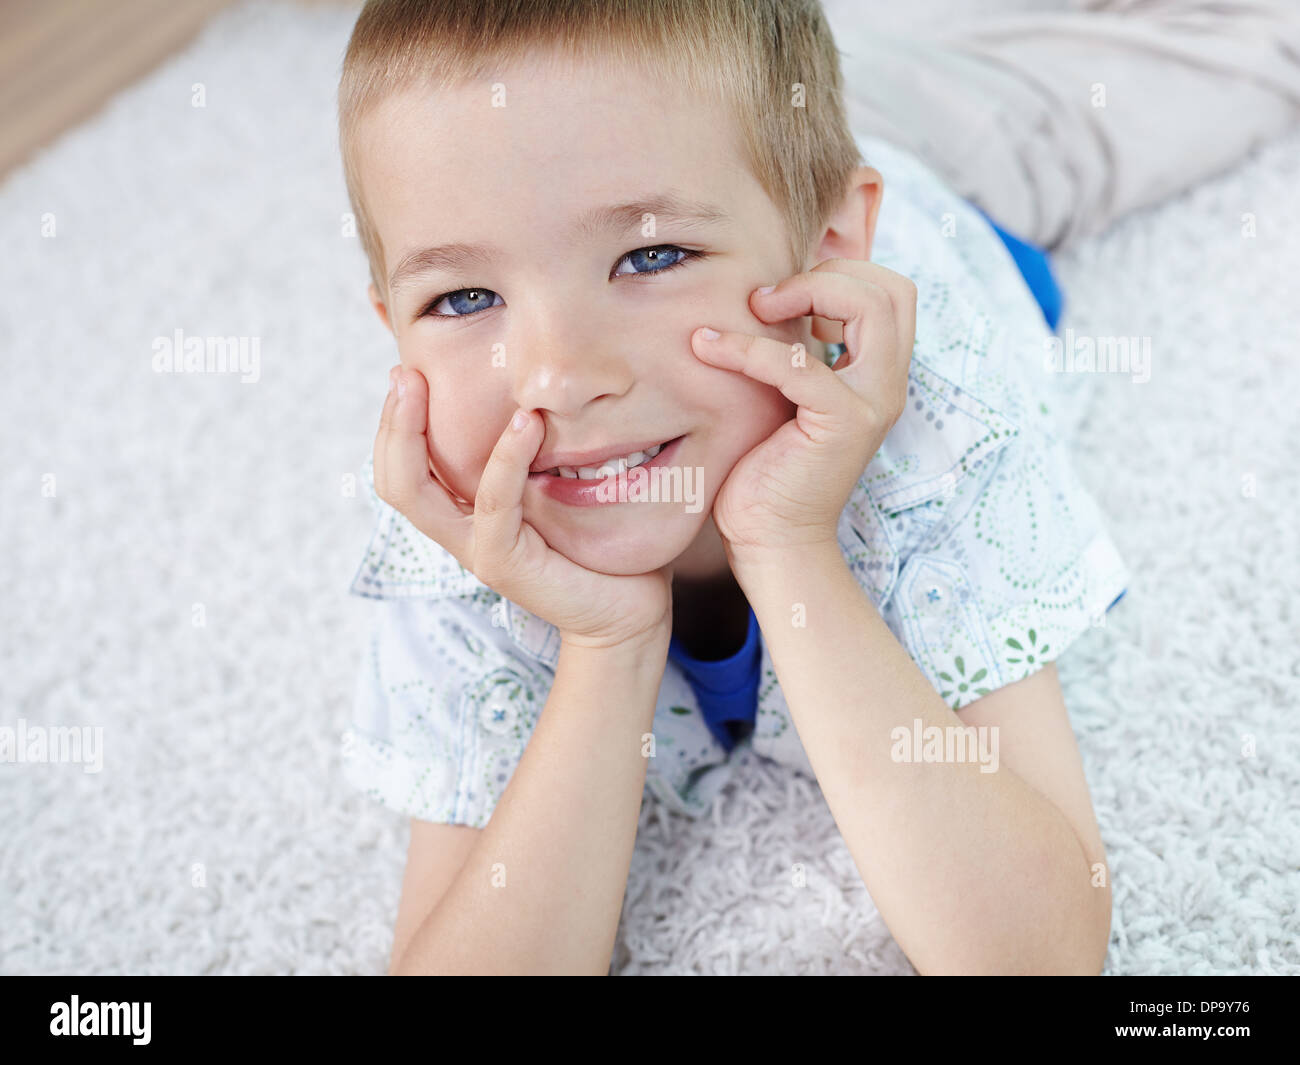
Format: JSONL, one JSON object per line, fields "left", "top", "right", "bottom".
{"left": 706, "top": 371, "right": 797, "bottom": 457}
{"left": 419, "top": 360, "right": 510, "bottom": 499}
{"left": 672, "top": 271, "right": 805, "bottom": 431}
{"left": 679, "top": 263, "right": 814, "bottom": 348}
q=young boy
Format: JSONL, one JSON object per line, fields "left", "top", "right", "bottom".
{"left": 335, "top": 0, "right": 1163, "bottom": 976}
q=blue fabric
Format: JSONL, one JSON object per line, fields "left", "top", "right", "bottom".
{"left": 978, "top": 208, "right": 1064, "bottom": 331}
{"left": 667, "top": 604, "right": 762, "bottom": 753}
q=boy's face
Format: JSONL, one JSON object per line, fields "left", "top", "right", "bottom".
{"left": 358, "top": 49, "right": 832, "bottom": 577}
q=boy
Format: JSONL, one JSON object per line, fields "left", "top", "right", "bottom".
{"left": 337, "top": 0, "right": 1149, "bottom": 975}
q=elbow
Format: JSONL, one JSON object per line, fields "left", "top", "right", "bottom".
{"left": 1046, "top": 875, "right": 1112, "bottom": 976}
{"left": 917, "top": 880, "right": 1112, "bottom": 976}
{"left": 1036, "top": 878, "right": 1111, "bottom": 975}
{"left": 1053, "top": 937, "right": 1108, "bottom": 976}
{"left": 1044, "top": 839, "right": 1113, "bottom": 975}
{"left": 1083, "top": 878, "right": 1113, "bottom": 975}
{"left": 1085, "top": 844, "right": 1114, "bottom": 974}
{"left": 1055, "top": 938, "right": 1108, "bottom": 976}
{"left": 388, "top": 953, "right": 441, "bottom": 976}
{"left": 389, "top": 947, "right": 446, "bottom": 976}
{"left": 388, "top": 943, "right": 426, "bottom": 976}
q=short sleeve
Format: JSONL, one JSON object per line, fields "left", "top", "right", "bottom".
{"left": 341, "top": 592, "right": 551, "bottom": 828}
{"left": 882, "top": 423, "right": 1129, "bottom": 711}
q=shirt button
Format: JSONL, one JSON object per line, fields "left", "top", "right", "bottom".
{"left": 918, "top": 579, "right": 948, "bottom": 607}
{"left": 480, "top": 691, "right": 515, "bottom": 735}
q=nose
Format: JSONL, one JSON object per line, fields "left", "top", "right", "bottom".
{"left": 508, "top": 306, "right": 634, "bottom": 418}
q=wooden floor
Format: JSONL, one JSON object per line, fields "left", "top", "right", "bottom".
{"left": 0, "top": 0, "right": 351, "bottom": 179}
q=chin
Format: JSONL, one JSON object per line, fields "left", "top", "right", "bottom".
{"left": 540, "top": 509, "right": 703, "bottom": 577}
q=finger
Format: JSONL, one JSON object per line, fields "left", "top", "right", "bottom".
{"left": 690, "top": 325, "right": 854, "bottom": 434}
{"left": 894, "top": 274, "right": 918, "bottom": 365}
{"left": 746, "top": 267, "right": 907, "bottom": 406}
{"left": 789, "top": 256, "right": 916, "bottom": 309}
{"left": 380, "top": 367, "right": 474, "bottom": 560}
{"left": 470, "top": 407, "right": 544, "bottom": 580}
{"left": 372, "top": 366, "right": 401, "bottom": 503}
{"left": 806, "top": 258, "right": 917, "bottom": 373}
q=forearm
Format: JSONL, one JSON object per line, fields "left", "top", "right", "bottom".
{"left": 736, "top": 544, "right": 1107, "bottom": 975}
{"left": 392, "top": 632, "right": 668, "bottom": 976}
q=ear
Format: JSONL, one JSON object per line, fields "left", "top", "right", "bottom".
{"left": 807, "top": 166, "right": 884, "bottom": 345}
{"left": 368, "top": 281, "right": 394, "bottom": 336}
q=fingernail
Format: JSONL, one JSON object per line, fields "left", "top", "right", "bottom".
{"left": 697, "top": 326, "right": 720, "bottom": 341}
{"left": 388, "top": 367, "right": 398, "bottom": 393}
{"left": 756, "top": 285, "right": 775, "bottom": 296}
{"left": 511, "top": 409, "right": 529, "bottom": 432}
{"left": 396, "top": 372, "right": 407, "bottom": 400}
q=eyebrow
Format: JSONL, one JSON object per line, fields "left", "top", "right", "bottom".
{"left": 386, "top": 193, "right": 731, "bottom": 295}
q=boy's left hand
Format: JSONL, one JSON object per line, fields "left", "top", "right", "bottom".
{"left": 690, "top": 258, "right": 917, "bottom": 568}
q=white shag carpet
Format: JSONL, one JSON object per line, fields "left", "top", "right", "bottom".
{"left": 1, "top": 0, "right": 1297, "bottom": 976}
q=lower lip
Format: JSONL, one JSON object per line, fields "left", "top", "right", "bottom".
{"left": 529, "top": 435, "right": 686, "bottom": 507}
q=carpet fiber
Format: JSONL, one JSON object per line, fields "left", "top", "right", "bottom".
{"left": 1, "top": 0, "right": 1296, "bottom": 975}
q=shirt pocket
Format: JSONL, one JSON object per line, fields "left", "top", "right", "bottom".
{"left": 887, "top": 552, "right": 1005, "bottom": 711}
{"left": 454, "top": 664, "right": 546, "bottom": 829}
{"left": 342, "top": 596, "right": 546, "bottom": 829}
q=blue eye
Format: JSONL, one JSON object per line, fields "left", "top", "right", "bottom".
{"left": 424, "top": 288, "right": 503, "bottom": 318}
{"left": 418, "top": 245, "right": 701, "bottom": 320}
{"left": 612, "top": 244, "right": 699, "bottom": 276}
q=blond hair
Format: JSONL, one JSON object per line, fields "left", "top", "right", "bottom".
{"left": 338, "top": 0, "right": 862, "bottom": 296}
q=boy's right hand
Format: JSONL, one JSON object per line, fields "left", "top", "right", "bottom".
{"left": 373, "top": 366, "right": 674, "bottom": 652}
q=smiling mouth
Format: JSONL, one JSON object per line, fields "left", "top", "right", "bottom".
{"left": 529, "top": 435, "right": 684, "bottom": 480}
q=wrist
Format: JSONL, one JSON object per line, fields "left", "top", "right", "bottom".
{"left": 560, "top": 621, "right": 672, "bottom": 660}
{"left": 727, "top": 538, "right": 846, "bottom": 590}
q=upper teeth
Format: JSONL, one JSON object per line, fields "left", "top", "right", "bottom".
{"left": 547, "top": 442, "right": 665, "bottom": 479}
